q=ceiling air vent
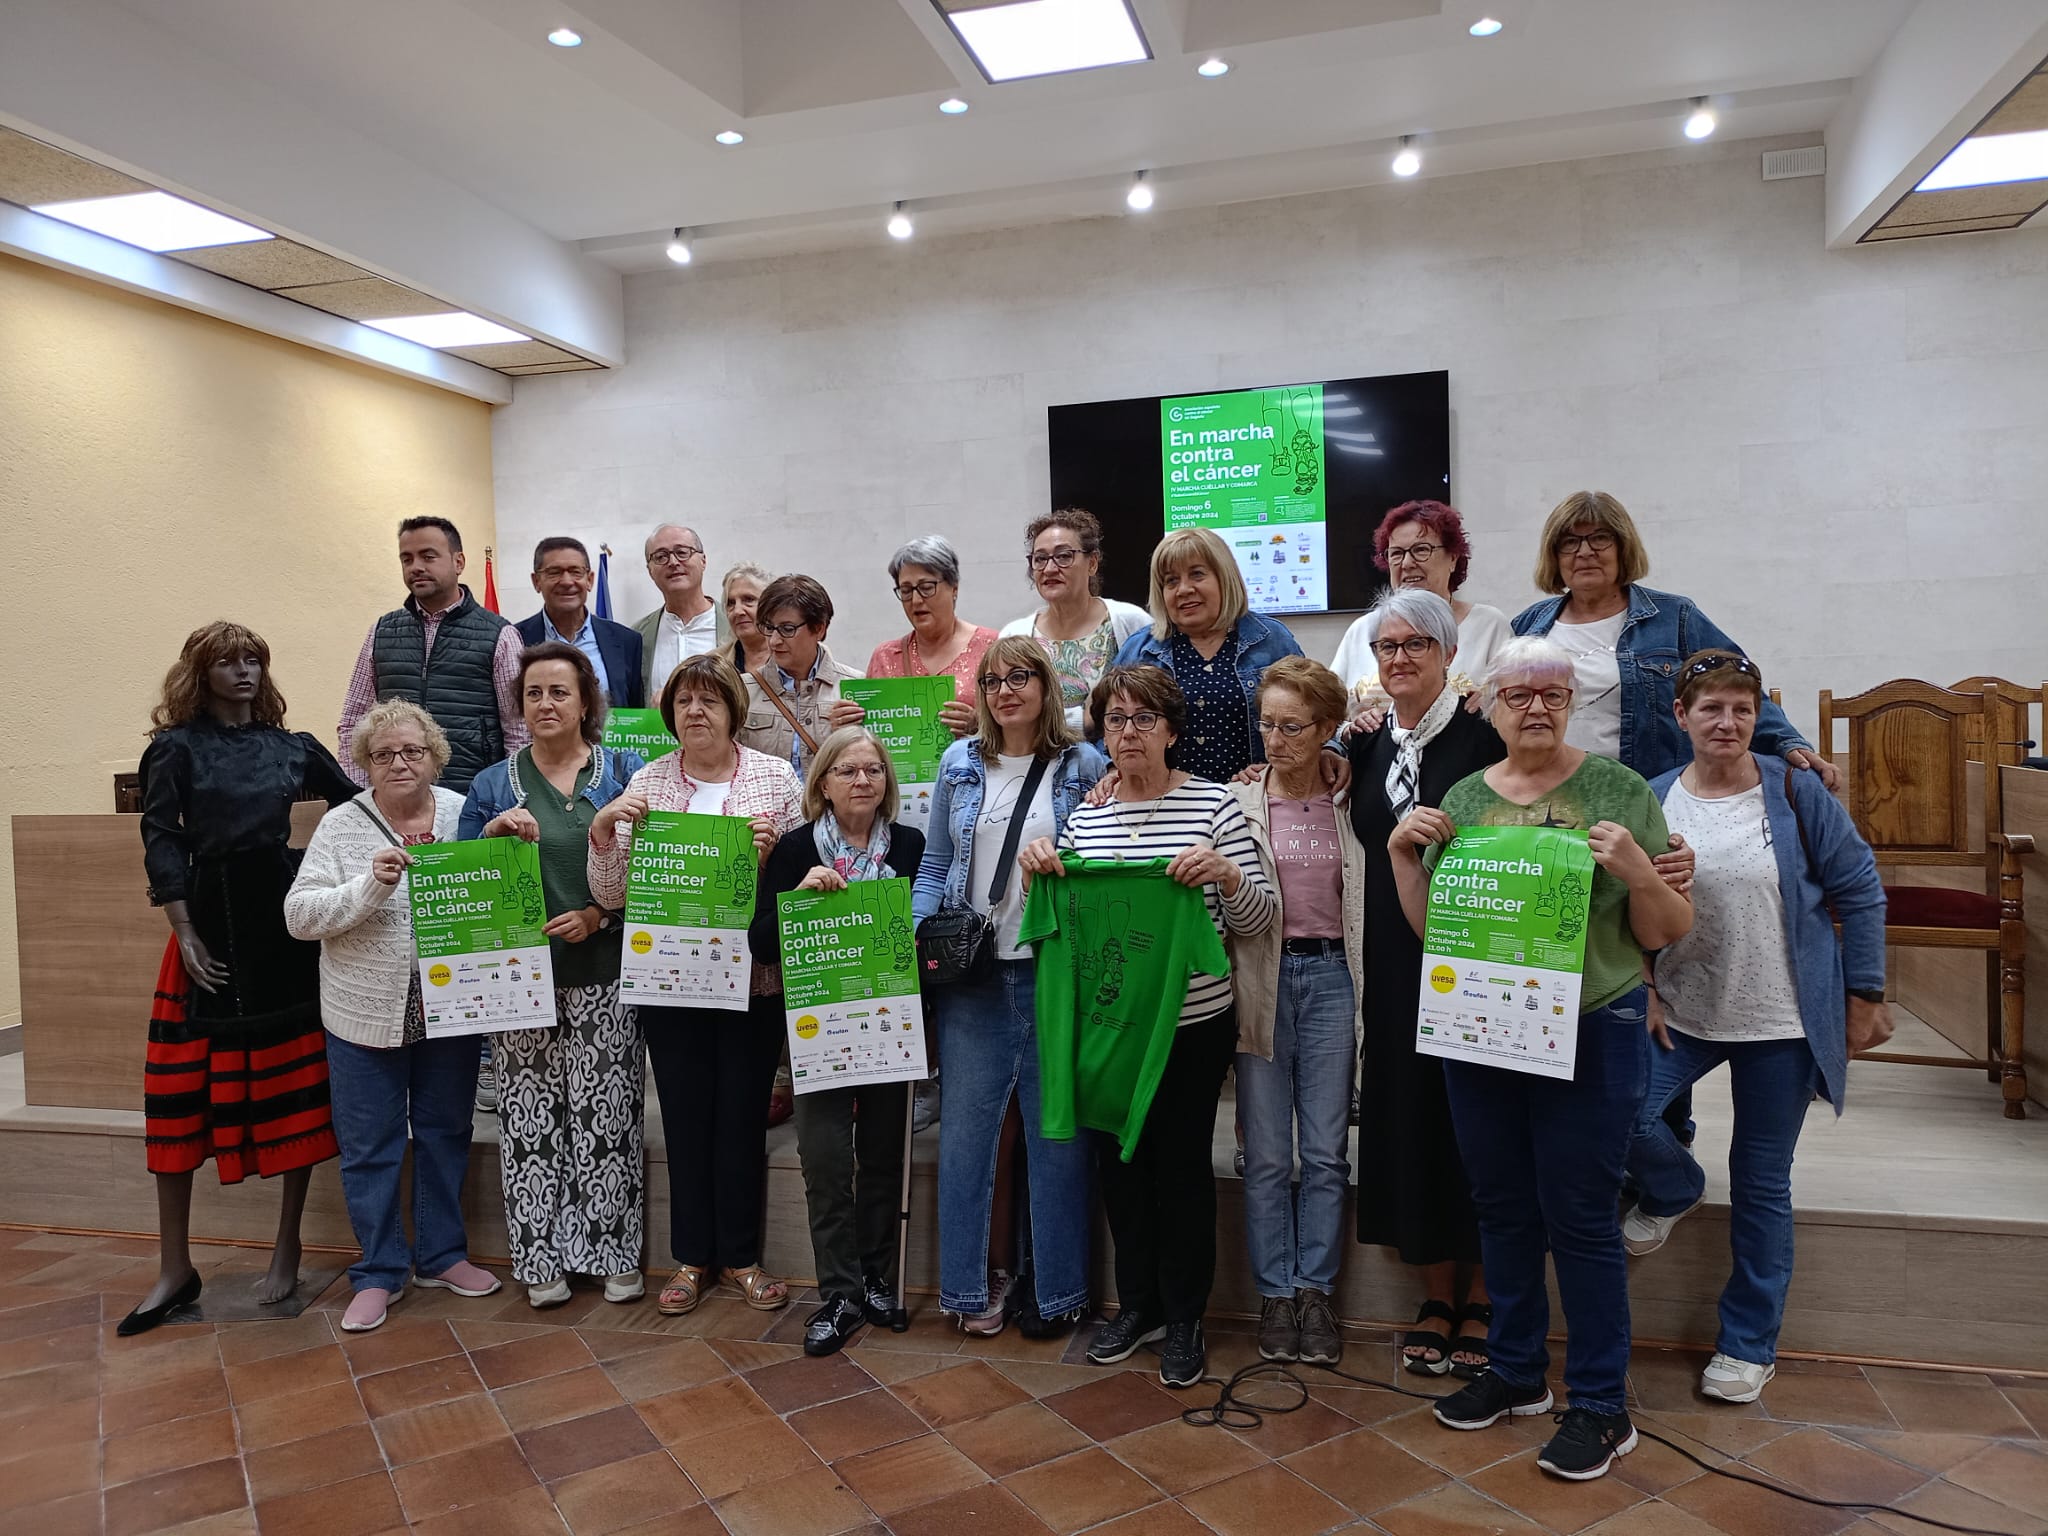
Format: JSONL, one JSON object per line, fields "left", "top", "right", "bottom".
{"left": 1761, "top": 146, "right": 1826, "bottom": 181}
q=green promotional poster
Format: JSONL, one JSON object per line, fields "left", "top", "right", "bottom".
{"left": 602, "top": 707, "right": 672, "bottom": 763}
{"left": 776, "top": 878, "right": 927, "bottom": 1094}
{"left": 838, "top": 676, "right": 952, "bottom": 831}
{"left": 621, "top": 811, "right": 756, "bottom": 1010}
{"left": 1415, "top": 825, "right": 1593, "bottom": 1080}
{"left": 1161, "top": 384, "right": 1327, "bottom": 614}
{"left": 407, "top": 836, "right": 556, "bottom": 1037}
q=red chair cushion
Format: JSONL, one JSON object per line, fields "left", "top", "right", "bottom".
{"left": 1883, "top": 885, "right": 1999, "bottom": 929}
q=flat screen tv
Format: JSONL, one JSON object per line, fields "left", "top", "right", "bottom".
{"left": 1046, "top": 370, "right": 1450, "bottom": 617}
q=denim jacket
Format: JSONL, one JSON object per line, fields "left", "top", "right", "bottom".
{"left": 456, "top": 743, "right": 644, "bottom": 842}
{"left": 1512, "top": 584, "right": 1812, "bottom": 780}
{"left": 911, "top": 738, "right": 1109, "bottom": 922}
{"left": 1648, "top": 753, "right": 1885, "bottom": 1112}
{"left": 1111, "top": 611, "right": 1305, "bottom": 761}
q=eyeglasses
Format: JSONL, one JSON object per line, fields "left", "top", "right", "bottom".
{"left": 1029, "top": 547, "right": 1084, "bottom": 571}
{"left": 1555, "top": 531, "right": 1617, "bottom": 556}
{"left": 893, "top": 579, "right": 943, "bottom": 601}
{"left": 1498, "top": 687, "right": 1573, "bottom": 713}
{"left": 648, "top": 545, "right": 704, "bottom": 567}
{"left": 759, "top": 620, "right": 809, "bottom": 639}
{"left": 1102, "top": 711, "right": 1164, "bottom": 735}
{"left": 978, "top": 668, "right": 1038, "bottom": 694}
{"left": 1256, "top": 719, "right": 1318, "bottom": 739}
{"left": 1681, "top": 654, "right": 1762, "bottom": 683}
{"left": 1385, "top": 541, "right": 1439, "bottom": 566}
{"left": 537, "top": 564, "right": 591, "bottom": 581}
{"left": 828, "top": 764, "right": 888, "bottom": 782}
{"left": 1369, "top": 636, "right": 1439, "bottom": 661}
{"left": 368, "top": 745, "right": 428, "bottom": 766}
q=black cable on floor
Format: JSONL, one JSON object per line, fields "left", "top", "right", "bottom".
{"left": 1179, "top": 1357, "right": 2047, "bottom": 1536}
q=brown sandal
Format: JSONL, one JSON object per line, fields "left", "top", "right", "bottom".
{"left": 658, "top": 1264, "right": 708, "bottom": 1316}
{"left": 719, "top": 1266, "right": 789, "bottom": 1311}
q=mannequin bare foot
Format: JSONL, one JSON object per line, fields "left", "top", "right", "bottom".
{"left": 256, "top": 1239, "right": 301, "bottom": 1305}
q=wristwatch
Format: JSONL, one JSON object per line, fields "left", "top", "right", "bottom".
{"left": 590, "top": 907, "right": 617, "bottom": 933}
{"left": 1848, "top": 987, "right": 1885, "bottom": 1004}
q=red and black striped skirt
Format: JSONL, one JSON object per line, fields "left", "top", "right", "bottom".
{"left": 144, "top": 938, "right": 339, "bottom": 1183}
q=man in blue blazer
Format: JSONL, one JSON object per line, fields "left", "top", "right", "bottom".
{"left": 515, "top": 536, "right": 646, "bottom": 709}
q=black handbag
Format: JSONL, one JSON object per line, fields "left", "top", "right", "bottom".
{"left": 916, "top": 752, "right": 1051, "bottom": 987}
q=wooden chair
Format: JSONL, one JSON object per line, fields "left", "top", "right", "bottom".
{"left": 1949, "top": 677, "right": 2044, "bottom": 768}
{"left": 1818, "top": 680, "right": 2032, "bottom": 1117}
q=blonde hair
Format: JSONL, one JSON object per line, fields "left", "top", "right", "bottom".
{"left": 1147, "top": 527, "right": 1248, "bottom": 640}
{"left": 972, "top": 634, "right": 1075, "bottom": 765}
{"left": 349, "top": 699, "right": 451, "bottom": 779}
{"left": 1532, "top": 491, "right": 1650, "bottom": 595}
{"left": 803, "top": 727, "right": 900, "bottom": 823}
{"left": 1253, "top": 657, "right": 1347, "bottom": 729}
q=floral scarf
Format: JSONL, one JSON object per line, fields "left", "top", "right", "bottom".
{"left": 815, "top": 809, "right": 893, "bottom": 883}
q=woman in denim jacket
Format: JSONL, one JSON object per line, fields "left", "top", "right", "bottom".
{"left": 1510, "top": 491, "right": 1837, "bottom": 789}
{"left": 912, "top": 637, "right": 1108, "bottom": 1336}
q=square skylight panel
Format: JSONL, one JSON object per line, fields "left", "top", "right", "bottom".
{"left": 365, "top": 312, "right": 529, "bottom": 348}
{"left": 1916, "top": 129, "right": 2048, "bottom": 191}
{"left": 945, "top": 0, "right": 1148, "bottom": 83}
{"left": 30, "top": 190, "right": 273, "bottom": 252}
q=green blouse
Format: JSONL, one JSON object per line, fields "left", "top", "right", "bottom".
{"left": 516, "top": 750, "right": 620, "bottom": 990}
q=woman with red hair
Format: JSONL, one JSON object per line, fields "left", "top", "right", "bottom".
{"left": 1331, "top": 501, "right": 1511, "bottom": 712}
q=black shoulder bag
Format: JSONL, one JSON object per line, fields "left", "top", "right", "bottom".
{"left": 915, "top": 752, "right": 1052, "bottom": 987}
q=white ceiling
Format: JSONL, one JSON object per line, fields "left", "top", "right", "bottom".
{"left": 102, "top": 0, "right": 1916, "bottom": 271}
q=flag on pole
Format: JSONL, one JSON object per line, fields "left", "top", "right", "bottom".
{"left": 482, "top": 547, "right": 500, "bottom": 614}
{"left": 595, "top": 545, "right": 614, "bottom": 621}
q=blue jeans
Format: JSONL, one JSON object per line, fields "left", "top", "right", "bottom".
{"left": 1444, "top": 989, "right": 1651, "bottom": 1415}
{"left": 1237, "top": 951, "right": 1355, "bottom": 1296}
{"left": 935, "top": 958, "right": 1093, "bottom": 1316}
{"left": 1628, "top": 1030, "right": 1817, "bottom": 1366}
{"left": 325, "top": 1031, "right": 483, "bottom": 1293}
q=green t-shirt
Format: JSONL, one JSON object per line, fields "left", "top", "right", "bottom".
{"left": 516, "top": 752, "right": 618, "bottom": 990}
{"left": 1435, "top": 754, "right": 1668, "bottom": 1012}
{"left": 1018, "top": 854, "right": 1231, "bottom": 1160}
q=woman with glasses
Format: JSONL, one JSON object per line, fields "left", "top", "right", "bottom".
{"left": 867, "top": 536, "right": 998, "bottom": 739}
{"left": 1623, "top": 650, "right": 1887, "bottom": 1406}
{"left": 1000, "top": 509, "right": 1151, "bottom": 732}
{"left": 1347, "top": 590, "right": 1505, "bottom": 1378}
{"left": 914, "top": 637, "right": 1107, "bottom": 1337}
{"left": 1018, "top": 664, "right": 1276, "bottom": 1389}
{"left": 1389, "top": 636, "right": 1693, "bottom": 1482}
{"left": 739, "top": 575, "right": 865, "bottom": 775}
{"left": 754, "top": 728, "right": 926, "bottom": 1355}
{"left": 1510, "top": 492, "right": 1835, "bottom": 788}
{"left": 1331, "top": 501, "right": 1511, "bottom": 712}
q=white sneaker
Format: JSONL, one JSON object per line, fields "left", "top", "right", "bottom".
{"left": 1622, "top": 1198, "right": 1700, "bottom": 1256}
{"left": 527, "top": 1278, "right": 572, "bottom": 1309}
{"left": 605, "top": 1271, "right": 646, "bottom": 1303}
{"left": 1700, "top": 1353, "right": 1774, "bottom": 1403}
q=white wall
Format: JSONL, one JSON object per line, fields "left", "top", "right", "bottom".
{"left": 492, "top": 134, "right": 2048, "bottom": 744}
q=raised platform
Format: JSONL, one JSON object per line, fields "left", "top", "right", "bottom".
{"left": 2, "top": 1011, "right": 2044, "bottom": 1372}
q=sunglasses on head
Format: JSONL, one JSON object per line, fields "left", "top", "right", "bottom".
{"left": 1682, "top": 654, "right": 1761, "bottom": 683}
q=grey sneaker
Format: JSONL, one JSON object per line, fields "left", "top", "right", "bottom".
{"left": 1257, "top": 1296, "right": 1299, "bottom": 1362}
{"left": 1295, "top": 1288, "right": 1341, "bottom": 1367}
{"left": 474, "top": 1046, "right": 499, "bottom": 1114}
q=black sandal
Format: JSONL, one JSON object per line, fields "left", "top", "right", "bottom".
{"left": 1402, "top": 1300, "right": 1456, "bottom": 1377}
{"left": 1448, "top": 1301, "right": 1493, "bottom": 1380}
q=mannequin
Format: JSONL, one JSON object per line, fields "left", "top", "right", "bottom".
{"left": 126, "top": 623, "right": 357, "bottom": 1334}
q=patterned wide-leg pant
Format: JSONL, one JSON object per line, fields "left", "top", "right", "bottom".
{"left": 496, "top": 983, "right": 646, "bottom": 1285}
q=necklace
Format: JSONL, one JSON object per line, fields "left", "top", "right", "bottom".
{"left": 1110, "top": 791, "right": 1168, "bottom": 844}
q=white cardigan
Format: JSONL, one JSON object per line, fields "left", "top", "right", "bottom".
{"left": 283, "top": 788, "right": 466, "bottom": 1049}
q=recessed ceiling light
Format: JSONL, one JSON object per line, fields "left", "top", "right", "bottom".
{"left": 714, "top": 129, "right": 745, "bottom": 146}
{"left": 365, "top": 312, "right": 529, "bottom": 349}
{"left": 1391, "top": 137, "right": 1421, "bottom": 177}
{"left": 1917, "top": 128, "right": 2048, "bottom": 190}
{"left": 546, "top": 26, "right": 582, "bottom": 47}
{"left": 1197, "top": 57, "right": 1229, "bottom": 78}
{"left": 939, "top": 97, "right": 970, "bottom": 114}
{"left": 665, "top": 228, "right": 692, "bottom": 266}
{"left": 1683, "top": 99, "right": 1717, "bottom": 140}
{"left": 1125, "top": 170, "right": 1153, "bottom": 211}
{"left": 947, "top": 0, "right": 1148, "bottom": 83}
{"left": 1468, "top": 17, "right": 1503, "bottom": 36}
{"left": 887, "top": 202, "right": 914, "bottom": 240}
{"left": 31, "top": 190, "right": 274, "bottom": 252}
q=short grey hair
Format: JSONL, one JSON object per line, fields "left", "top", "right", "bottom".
{"left": 643, "top": 523, "right": 704, "bottom": 559}
{"left": 720, "top": 561, "right": 774, "bottom": 596}
{"left": 1480, "top": 635, "right": 1578, "bottom": 715}
{"left": 888, "top": 535, "right": 961, "bottom": 588}
{"left": 1365, "top": 588, "right": 1459, "bottom": 656}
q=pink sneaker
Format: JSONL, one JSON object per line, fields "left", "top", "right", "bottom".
{"left": 415, "top": 1261, "right": 502, "bottom": 1298}
{"left": 341, "top": 1287, "right": 395, "bottom": 1333}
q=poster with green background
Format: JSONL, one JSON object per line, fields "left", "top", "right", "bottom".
{"left": 776, "top": 878, "right": 927, "bottom": 1094}
{"left": 621, "top": 811, "right": 756, "bottom": 1009}
{"left": 1161, "top": 384, "right": 1329, "bottom": 614}
{"left": 407, "top": 836, "right": 556, "bottom": 1037}
{"left": 839, "top": 676, "right": 953, "bottom": 830}
{"left": 603, "top": 706, "right": 672, "bottom": 763}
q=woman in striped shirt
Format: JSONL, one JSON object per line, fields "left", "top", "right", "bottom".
{"left": 1018, "top": 664, "right": 1276, "bottom": 1388}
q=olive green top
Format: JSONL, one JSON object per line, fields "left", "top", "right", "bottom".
{"left": 516, "top": 750, "right": 619, "bottom": 989}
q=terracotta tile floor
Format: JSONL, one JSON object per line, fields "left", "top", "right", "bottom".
{"left": 6, "top": 1227, "right": 2047, "bottom": 1536}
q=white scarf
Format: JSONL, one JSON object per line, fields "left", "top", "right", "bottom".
{"left": 1385, "top": 685, "right": 1462, "bottom": 820}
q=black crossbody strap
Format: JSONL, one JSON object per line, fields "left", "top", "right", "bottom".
{"left": 352, "top": 798, "right": 406, "bottom": 848}
{"left": 985, "top": 752, "right": 1053, "bottom": 906}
